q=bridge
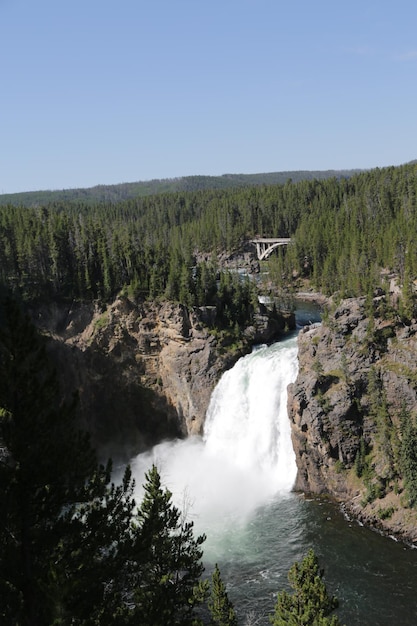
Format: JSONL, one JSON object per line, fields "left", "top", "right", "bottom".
{"left": 250, "top": 238, "right": 292, "bottom": 260}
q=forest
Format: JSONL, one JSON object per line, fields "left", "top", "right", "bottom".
{"left": 1, "top": 162, "right": 417, "bottom": 320}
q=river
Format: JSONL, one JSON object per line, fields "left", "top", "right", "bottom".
{"left": 130, "top": 305, "right": 417, "bottom": 625}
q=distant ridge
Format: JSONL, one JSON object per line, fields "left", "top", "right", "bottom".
{"left": 0, "top": 169, "right": 364, "bottom": 207}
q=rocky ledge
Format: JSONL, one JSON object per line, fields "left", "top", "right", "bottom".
{"left": 31, "top": 297, "right": 293, "bottom": 461}
{"left": 288, "top": 295, "right": 417, "bottom": 544}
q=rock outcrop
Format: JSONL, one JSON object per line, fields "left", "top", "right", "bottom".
{"left": 288, "top": 295, "right": 417, "bottom": 544}
{"left": 31, "top": 297, "right": 292, "bottom": 461}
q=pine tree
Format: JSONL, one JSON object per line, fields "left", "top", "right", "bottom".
{"left": 0, "top": 296, "right": 136, "bottom": 625}
{"left": 54, "top": 464, "right": 137, "bottom": 624}
{"left": 130, "top": 464, "right": 207, "bottom": 626}
{"left": 0, "top": 297, "right": 90, "bottom": 623}
{"left": 270, "top": 549, "right": 342, "bottom": 626}
{"left": 208, "top": 563, "right": 238, "bottom": 626}
{"left": 400, "top": 414, "right": 417, "bottom": 508}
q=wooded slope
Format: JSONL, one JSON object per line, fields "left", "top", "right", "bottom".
{"left": 1, "top": 163, "right": 417, "bottom": 318}
{"left": 0, "top": 168, "right": 361, "bottom": 207}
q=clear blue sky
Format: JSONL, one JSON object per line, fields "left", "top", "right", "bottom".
{"left": 1, "top": 0, "right": 417, "bottom": 193}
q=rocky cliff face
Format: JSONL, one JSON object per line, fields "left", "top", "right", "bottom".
{"left": 288, "top": 295, "right": 417, "bottom": 544}
{"left": 32, "top": 297, "right": 292, "bottom": 461}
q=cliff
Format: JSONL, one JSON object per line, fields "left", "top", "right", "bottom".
{"left": 288, "top": 295, "right": 417, "bottom": 544}
{"left": 32, "top": 296, "right": 292, "bottom": 461}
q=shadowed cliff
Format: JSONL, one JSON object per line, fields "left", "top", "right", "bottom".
{"left": 30, "top": 296, "right": 293, "bottom": 462}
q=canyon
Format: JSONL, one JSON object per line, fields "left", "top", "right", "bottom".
{"left": 31, "top": 288, "right": 417, "bottom": 544}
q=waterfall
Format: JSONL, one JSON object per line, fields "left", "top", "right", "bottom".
{"left": 204, "top": 338, "right": 298, "bottom": 487}
{"left": 130, "top": 335, "right": 298, "bottom": 536}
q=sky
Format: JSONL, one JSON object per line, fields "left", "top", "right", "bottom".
{"left": 1, "top": 0, "right": 417, "bottom": 194}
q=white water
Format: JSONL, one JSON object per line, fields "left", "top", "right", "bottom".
{"left": 124, "top": 325, "right": 417, "bottom": 625}
{"left": 130, "top": 335, "right": 298, "bottom": 544}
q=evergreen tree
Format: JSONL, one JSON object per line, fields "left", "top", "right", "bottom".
{"left": 129, "top": 464, "right": 207, "bottom": 626}
{"left": 54, "top": 465, "right": 136, "bottom": 625}
{"left": 208, "top": 563, "right": 238, "bottom": 626}
{"left": 270, "top": 549, "right": 342, "bottom": 626}
{"left": 179, "top": 261, "right": 194, "bottom": 307}
{"left": 400, "top": 414, "right": 417, "bottom": 508}
{"left": 0, "top": 296, "right": 136, "bottom": 625}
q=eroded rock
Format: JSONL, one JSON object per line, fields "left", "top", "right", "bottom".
{"left": 288, "top": 296, "right": 417, "bottom": 543}
{"left": 31, "top": 297, "right": 292, "bottom": 461}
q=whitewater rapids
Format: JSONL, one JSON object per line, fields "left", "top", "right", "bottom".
{"left": 130, "top": 336, "right": 299, "bottom": 539}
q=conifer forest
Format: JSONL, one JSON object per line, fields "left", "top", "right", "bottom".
{"left": 2, "top": 162, "right": 417, "bottom": 624}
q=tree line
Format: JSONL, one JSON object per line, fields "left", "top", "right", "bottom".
{"left": 0, "top": 168, "right": 361, "bottom": 208}
{"left": 1, "top": 163, "right": 417, "bottom": 320}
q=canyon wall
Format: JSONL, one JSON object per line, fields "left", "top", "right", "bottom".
{"left": 32, "top": 296, "right": 292, "bottom": 461}
{"left": 288, "top": 295, "right": 417, "bottom": 544}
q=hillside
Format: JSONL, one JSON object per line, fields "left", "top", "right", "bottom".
{"left": 1, "top": 163, "right": 417, "bottom": 311}
{"left": 0, "top": 168, "right": 362, "bottom": 207}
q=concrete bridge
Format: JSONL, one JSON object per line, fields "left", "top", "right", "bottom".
{"left": 250, "top": 238, "right": 292, "bottom": 260}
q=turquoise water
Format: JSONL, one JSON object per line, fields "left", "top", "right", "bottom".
{"left": 204, "top": 493, "right": 417, "bottom": 625}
